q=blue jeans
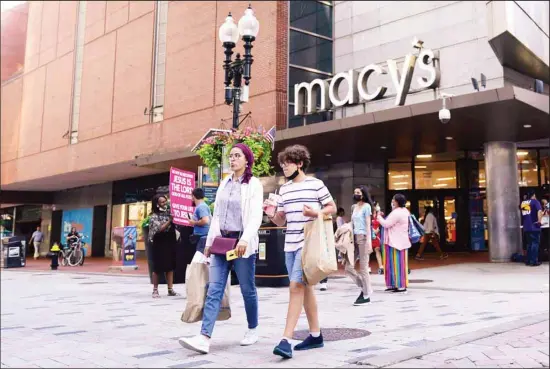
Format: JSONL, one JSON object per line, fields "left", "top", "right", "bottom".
{"left": 525, "top": 231, "right": 541, "bottom": 265}
{"left": 201, "top": 254, "right": 258, "bottom": 337}
{"left": 196, "top": 236, "right": 207, "bottom": 254}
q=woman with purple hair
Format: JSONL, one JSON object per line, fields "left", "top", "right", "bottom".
{"left": 180, "top": 143, "right": 264, "bottom": 354}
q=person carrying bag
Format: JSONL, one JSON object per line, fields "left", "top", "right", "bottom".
{"left": 179, "top": 143, "right": 263, "bottom": 355}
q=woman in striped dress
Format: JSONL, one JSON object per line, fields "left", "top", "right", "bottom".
{"left": 377, "top": 194, "right": 411, "bottom": 293}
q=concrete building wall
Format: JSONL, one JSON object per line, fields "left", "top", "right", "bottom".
{"left": 333, "top": 1, "right": 505, "bottom": 119}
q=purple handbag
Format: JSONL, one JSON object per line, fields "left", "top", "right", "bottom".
{"left": 209, "top": 237, "right": 239, "bottom": 256}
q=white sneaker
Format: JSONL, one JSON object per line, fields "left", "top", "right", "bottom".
{"left": 320, "top": 282, "right": 328, "bottom": 291}
{"left": 368, "top": 267, "right": 372, "bottom": 273}
{"left": 179, "top": 335, "right": 210, "bottom": 354}
{"left": 240, "top": 329, "right": 259, "bottom": 346}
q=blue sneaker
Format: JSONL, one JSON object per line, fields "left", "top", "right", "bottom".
{"left": 273, "top": 339, "right": 292, "bottom": 359}
{"left": 294, "top": 333, "right": 324, "bottom": 351}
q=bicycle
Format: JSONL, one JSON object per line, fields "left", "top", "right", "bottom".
{"left": 58, "top": 235, "right": 86, "bottom": 267}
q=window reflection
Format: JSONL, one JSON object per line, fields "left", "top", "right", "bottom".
{"left": 415, "top": 161, "right": 457, "bottom": 189}
{"left": 388, "top": 162, "right": 412, "bottom": 190}
{"left": 540, "top": 149, "right": 549, "bottom": 185}
{"left": 290, "top": 1, "right": 332, "bottom": 38}
{"left": 517, "top": 150, "right": 538, "bottom": 187}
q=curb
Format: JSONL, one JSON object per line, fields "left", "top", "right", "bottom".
{"left": 357, "top": 312, "right": 550, "bottom": 367}
{"left": 2, "top": 269, "right": 149, "bottom": 278}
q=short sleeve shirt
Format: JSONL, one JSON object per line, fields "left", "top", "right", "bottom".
{"left": 351, "top": 203, "right": 372, "bottom": 235}
{"left": 193, "top": 203, "right": 211, "bottom": 236}
{"left": 521, "top": 199, "right": 542, "bottom": 232}
{"left": 277, "top": 177, "right": 334, "bottom": 252}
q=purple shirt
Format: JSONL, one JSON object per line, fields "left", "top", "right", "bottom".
{"left": 521, "top": 199, "right": 542, "bottom": 232}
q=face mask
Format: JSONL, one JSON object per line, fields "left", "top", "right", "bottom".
{"left": 286, "top": 169, "right": 300, "bottom": 181}
{"left": 375, "top": 205, "right": 381, "bottom": 212}
{"left": 159, "top": 206, "right": 167, "bottom": 212}
{"left": 353, "top": 195, "right": 362, "bottom": 202}
{"left": 391, "top": 202, "right": 396, "bottom": 210}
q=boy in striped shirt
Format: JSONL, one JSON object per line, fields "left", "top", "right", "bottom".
{"left": 263, "top": 145, "right": 336, "bottom": 359}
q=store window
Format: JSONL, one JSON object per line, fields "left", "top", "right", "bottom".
{"left": 478, "top": 161, "right": 486, "bottom": 188}
{"left": 388, "top": 162, "right": 412, "bottom": 190}
{"left": 415, "top": 161, "right": 457, "bottom": 189}
{"left": 517, "top": 150, "right": 538, "bottom": 187}
{"left": 288, "top": 0, "right": 333, "bottom": 128}
{"left": 540, "top": 149, "right": 549, "bottom": 185}
{"left": 111, "top": 202, "right": 152, "bottom": 256}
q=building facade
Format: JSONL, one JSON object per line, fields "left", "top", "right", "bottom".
{"left": 1, "top": 1, "right": 548, "bottom": 261}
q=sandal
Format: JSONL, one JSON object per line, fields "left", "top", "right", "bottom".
{"left": 152, "top": 288, "right": 160, "bottom": 298}
{"left": 168, "top": 288, "right": 180, "bottom": 297}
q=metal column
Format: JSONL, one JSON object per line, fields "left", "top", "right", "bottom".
{"left": 484, "top": 142, "right": 522, "bottom": 262}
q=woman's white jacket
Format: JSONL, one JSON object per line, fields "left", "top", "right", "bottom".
{"left": 205, "top": 175, "right": 264, "bottom": 258}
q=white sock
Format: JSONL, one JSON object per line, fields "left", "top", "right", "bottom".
{"left": 310, "top": 331, "right": 320, "bottom": 338}
{"left": 282, "top": 336, "right": 291, "bottom": 342}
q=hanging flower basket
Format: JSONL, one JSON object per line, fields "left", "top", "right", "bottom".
{"left": 196, "top": 126, "right": 274, "bottom": 178}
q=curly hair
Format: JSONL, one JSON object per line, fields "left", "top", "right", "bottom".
{"left": 277, "top": 145, "right": 311, "bottom": 172}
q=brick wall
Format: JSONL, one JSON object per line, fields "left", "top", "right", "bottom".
{"left": 1, "top": 1, "right": 286, "bottom": 190}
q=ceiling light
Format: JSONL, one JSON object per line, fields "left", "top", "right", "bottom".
{"left": 523, "top": 124, "right": 532, "bottom": 128}
{"left": 394, "top": 187, "right": 407, "bottom": 191}
{"left": 392, "top": 175, "right": 409, "bottom": 179}
{"left": 416, "top": 154, "right": 432, "bottom": 159}
{"left": 517, "top": 151, "right": 529, "bottom": 156}
{"left": 415, "top": 165, "right": 427, "bottom": 169}
{"left": 479, "top": 179, "right": 486, "bottom": 183}
{"left": 325, "top": 154, "right": 331, "bottom": 157}
{"left": 445, "top": 136, "right": 453, "bottom": 140}
{"left": 437, "top": 177, "right": 455, "bottom": 181}
{"left": 433, "top": 183, "right": 448, "bottom": 187}
{"left": 393, "top": 182, "right": 409, "bottom": 186}
{"left": 380, "top": 146, "right": 387, "bottom": 149}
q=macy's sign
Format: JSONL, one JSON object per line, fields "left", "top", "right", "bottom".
{"left": 294, "top": 41, "right": 440, "bottom": 116}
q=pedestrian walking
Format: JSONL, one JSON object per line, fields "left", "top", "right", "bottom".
{"left": 318, "top": 208, "right": 346, "bottom": 291}
{"left": 414, "top": 206, "right": 448, "bottom": 261}
{"left": 264, "top": 144, "right": 336, "bottom": 359}
{"left": 29, "top": 226, "right": 44, "bottom": 260}
{"left": 345, "top": 186, "right": 374, "bottom": 306}
{"left": 179, "top": 143, "right": 263, "bottom": 354}
{"left": 372, "top": 202, "right": 384, "bottom": 275}
{"left": 148, "top": 194, "right": 180, "bottom": 298}
{"left": 377, "top": 194, "right": 412, "bottom": 293}
{"left": 188, "top": 188, "right": 211, "bottom": 254}
{"left": 520, "top": 190, "right": 543, "bottom": 266}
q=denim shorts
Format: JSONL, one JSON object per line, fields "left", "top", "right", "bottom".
{"left": 285, "top": 249, "right": 304, "bottom": 284}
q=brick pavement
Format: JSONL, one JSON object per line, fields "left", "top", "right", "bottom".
{"left": 1, "top": 263, "right": 548, "bottom": 368}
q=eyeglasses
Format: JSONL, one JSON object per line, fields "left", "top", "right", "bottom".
{"left": 279, "top": 162, "right": 294, "bottom": 168}
{"left": 229, "top": 153, "right": 243, "bottom": 160}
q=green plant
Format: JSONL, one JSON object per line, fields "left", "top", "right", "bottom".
{"left": 196, "top": 127, "right": 274, "bottom": 178}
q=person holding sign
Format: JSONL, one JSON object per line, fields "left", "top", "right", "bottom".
{"left": 148, "top": 194, "right": 180, "bottom": 298}
{"left": 179, "top": 143, "right": 264, "bottom": 354}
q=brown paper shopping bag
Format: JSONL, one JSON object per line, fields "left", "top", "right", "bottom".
{"left": 301, "top": 216, "right": 338, "bottom": 285}
{"left": 181, "top": 261, "right": 232, "bottom": 323}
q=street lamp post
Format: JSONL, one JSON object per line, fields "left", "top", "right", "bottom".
{"left": 218, "top": 5, "right": 260, "bottom": 130}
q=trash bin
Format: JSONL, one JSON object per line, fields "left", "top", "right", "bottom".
{"left": 255, "top": 227, "right": 289, "bottom": 287}
{"left": 2, "top": 236, "right": 27, "bottom": 268}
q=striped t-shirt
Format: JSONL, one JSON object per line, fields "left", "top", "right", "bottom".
{"left": 277, "top": 177, "right": 334, "bottom": 252}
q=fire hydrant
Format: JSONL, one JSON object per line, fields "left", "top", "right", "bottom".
{"left": 50, "top": 243, "right": 60, "bottom": 270}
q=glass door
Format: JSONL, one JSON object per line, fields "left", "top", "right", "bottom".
{"left": 442, "top": 195, "right": 457, "bottom": 247}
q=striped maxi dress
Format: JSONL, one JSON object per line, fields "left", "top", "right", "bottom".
{"left": 380, "top": 227, "right": 409, "bottom": 289}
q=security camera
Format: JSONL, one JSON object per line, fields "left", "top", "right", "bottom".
{"left": 439, "top": 108, "right": 451, "bottom": 124}
{"left": 438, "top": 93, "right": 454, "bottom": 124}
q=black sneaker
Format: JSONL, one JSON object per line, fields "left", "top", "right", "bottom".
{"left": 273, "top": 339, "right": 292, "bottom": 359}
{"left": 294, "top": 332, "right": 324, "bottom": 351}
{"left": 392, "top": 288, "right": 407, "bottom": 294}
{"left": 353, "top": 293, "right": 371, "bottom": 306}
{"left": 385, "top": 288, "right": 398, "bottom": 292}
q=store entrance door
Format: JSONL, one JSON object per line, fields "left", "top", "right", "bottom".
{"left": 389, "top": 190, "right": 468, "bottom": 252}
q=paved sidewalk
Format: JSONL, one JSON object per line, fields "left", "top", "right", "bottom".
{"left": 385, "top": 321, "right": 549, "bottom": 368}
{"left": 1, "top": 263, "right": 548, "bottom": 368}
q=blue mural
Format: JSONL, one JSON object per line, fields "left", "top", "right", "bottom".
{"left": 61, "top": 208, "right": 93, "bottom": 251}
